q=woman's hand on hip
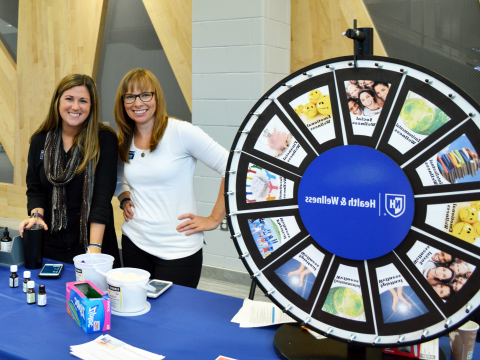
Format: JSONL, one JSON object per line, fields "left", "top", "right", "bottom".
{"left": 177, "top": 213, "right": 221, "bottom": 236}
{"left": 19, "top": 218, "right": 48, "bottom": 237}
{"left": 123, "top": 200, "right": 135, "bottom": 222}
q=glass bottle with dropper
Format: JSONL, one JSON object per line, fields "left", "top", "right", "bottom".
{"left": 27, "top": 281, "right": 35, "bottom": 304}
{"left": 38, "top": 285, "right": 46, "bottom": 306}
{"left": 0, "top": 227, "right": 12, "bottom": 252}
{"left": 23, "top": 271, "right": 31, "bottom": 293}
{"left": 9, "top": 265, "right": 18, "bottom": 288}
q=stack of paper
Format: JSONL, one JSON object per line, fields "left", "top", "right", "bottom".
{"left": 231, "top": 299, "right": 296, "bottom": 327}
{"left": 419, "top": 339, "right": 439, "bottom": 359}
{"left": 71, "top": 335, "right": 165, "bottom": 360}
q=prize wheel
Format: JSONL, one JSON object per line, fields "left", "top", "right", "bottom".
{"left": 225, "top": 55, "right": 480, "bottom": 347}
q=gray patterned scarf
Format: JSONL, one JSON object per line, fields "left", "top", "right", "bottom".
{"left": 43, "top": 127, "right": 94, "bottom": 249}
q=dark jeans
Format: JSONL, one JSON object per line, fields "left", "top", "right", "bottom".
{"left": 121, "top": 234, "right": 203, "bottom": 289}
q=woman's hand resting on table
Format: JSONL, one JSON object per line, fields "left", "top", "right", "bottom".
{"left": 122, "top": 199, "right": 135, "bottom": 222}
{"left": 19, "top": 217, "right": 48, "bottom": 237}
{"left": 176, "top": 213, "right": 222, "bottom": 236}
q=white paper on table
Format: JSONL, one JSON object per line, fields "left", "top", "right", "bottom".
{"left": 231, "top": 299, "right": 295, "bottom": 327}
{"left": 420, "top": 338, "right": 439, "bottom": 360}
{"left": 70, "top": 335, "right": 165, "bottom": 360}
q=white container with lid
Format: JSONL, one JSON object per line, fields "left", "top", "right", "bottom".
{"left": 105, "top": 267, "right": 154, "bottom": 313}
{"left": 73, "top": 253, "right": 114, "bottom": 292}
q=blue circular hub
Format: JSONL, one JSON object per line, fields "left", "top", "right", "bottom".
{"left": 298, "top": 145, "right": 414, "bottom": 260}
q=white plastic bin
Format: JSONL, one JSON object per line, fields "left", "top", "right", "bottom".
{"left": 73, "top": 253, "right": 114, "bottom": 292}
{"left": 106, "top": 267, "right": 152, "bottom": 313}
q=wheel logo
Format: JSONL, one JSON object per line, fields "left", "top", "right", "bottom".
{"left": 385, "top": 194, "right": 406, "bottom": 217}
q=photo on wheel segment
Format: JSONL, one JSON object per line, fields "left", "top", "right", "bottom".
{"left": 425, "top": 200, "right": 480, "bottom": 246}
{"left": 321, "top": 264, "right": 366, "bottom": 321}
{"left": 248, "top": 216, "right": 300, "bottom": 259}
{"left": 388, "top": 91, "right": 451, "bottom": 154}
{"left": 416, "top": 135, "right": 480, "bottom": 186}
{"left": 274, "top": 244, "right": 325, "bottom": 300}
{"left": 288, "top": 85, "right": 335, "bottom": 144}
{"left": 344, "top": 80, "right": 391, "bottom": 136}
{"left": 406, "top": 240, "right": 475, "bottom": 302}
{"left": 253, "top": 115, "right": 307, "bottom": 167}
{"left": 376, "top": 264, "right": 428, "bottom": 323}
{"left": 245, "top": 163, "right": 295, "bottom": 203}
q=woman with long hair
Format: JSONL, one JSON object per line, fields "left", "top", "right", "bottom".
{"left": 114, "top": 68, "right": 228, "bottom": 288}
{"left": 19, "top": 74, "right": 120, "bottom": 266}
{"left": 358, "top": 89, "right": 382, "bottom": 116}
{"left": 373, "top": 81, "right": 390, "bottom": 102}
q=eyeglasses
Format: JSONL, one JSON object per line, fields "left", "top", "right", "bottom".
{"left": 123, "top": 92, "right": 154, "bottom": 104}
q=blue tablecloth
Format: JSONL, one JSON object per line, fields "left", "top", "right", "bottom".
{"left": 0, "top": 260, "right": 478, "bottom": 360}
{"left": 0, "top": 260, "right": 280, "bottom": 359}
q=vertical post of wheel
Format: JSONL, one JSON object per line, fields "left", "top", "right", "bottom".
{"left": 356, "top": 28, "right": 374, "bottom": 56}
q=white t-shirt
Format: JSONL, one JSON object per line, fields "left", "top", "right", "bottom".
{"left": 115, "top": 119, "right": 228, "bottom": 260}
{"left": 363, "top": 106, "right": 382, "bottom": 116}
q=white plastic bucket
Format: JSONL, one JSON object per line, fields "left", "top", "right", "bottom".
{"left": 73, "top": 254, "right": 114, "bottom": 292}
{"left": 105, "top": 267, "right": 153, "bottom": 313}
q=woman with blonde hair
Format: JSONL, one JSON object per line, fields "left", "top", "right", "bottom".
{"left": 114, "top": 68, "right": 228, "bottom": 288}
{"left": 20, "top": 74, "right": 120, "bottom": 266}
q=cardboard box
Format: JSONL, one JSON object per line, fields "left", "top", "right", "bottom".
{"left": 66, "top": 280, "right": 111, "bottom": 334}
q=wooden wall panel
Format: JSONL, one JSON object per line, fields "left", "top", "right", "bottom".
{"left": 291, "top": 0, "right": 387, "bottom": 73}
{"left": 0, "top": 39, "right": 16, "bottom": 163}
{"left": 14, "top": 0, "right": 108, "bottom": 186}
{"left": 143, "top": 0, "right": 192, "bottom": 111}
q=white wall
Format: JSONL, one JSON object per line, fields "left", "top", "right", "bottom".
{"left": 192, "top": 0, "right": 291, "bottom": 271}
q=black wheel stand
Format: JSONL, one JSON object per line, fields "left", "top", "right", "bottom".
{"left": 273, "top": 324, "right": 445, "bottom": 360}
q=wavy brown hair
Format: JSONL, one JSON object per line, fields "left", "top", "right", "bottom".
{"left": 114, "top": 68, "right": 168, "bottom": 163}
{"left": 31, "top": 74, "right": 113, "bottom": 173}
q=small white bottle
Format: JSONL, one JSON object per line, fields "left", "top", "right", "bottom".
{"left": 23, "top": 271, "right": 31, "bottom": 293}
{"left": 27, "top": 281, "right": 35, "bottom": 304}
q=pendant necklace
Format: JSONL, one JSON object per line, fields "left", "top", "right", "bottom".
{"left": 134, "top": 134, "right": 147, "bottom": 157}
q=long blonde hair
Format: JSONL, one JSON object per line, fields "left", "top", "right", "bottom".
{"left": 114, "top": 68, "right": 168, "bottom": 163}
{"left": 32, "top": 74, "right": 112, "bottom": 173}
